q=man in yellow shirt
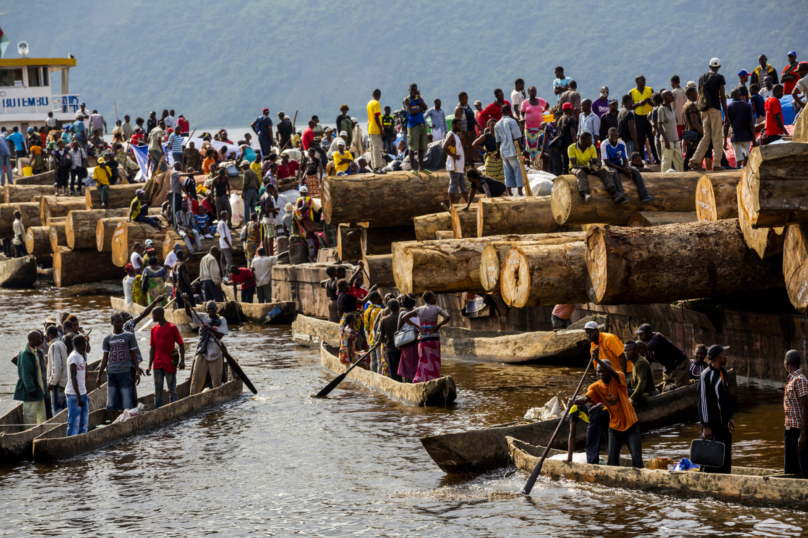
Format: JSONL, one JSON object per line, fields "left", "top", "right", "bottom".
{"left": 568, "top": 132, "right": 626, "bottom": 204}
{"left": 366, "top": 89, "right": 385, "bottom": 174}
{"left": 93, "top": 157, "right": 112, "bottom": 208}
{"left": 333, "top": 140, "right": 354, "bottom": 175}
{"left": 630, "top": 75, "right": 659, "bottom": 164}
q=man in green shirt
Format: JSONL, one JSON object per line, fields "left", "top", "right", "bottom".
{"left": 241, "top": 160, "right": 261, "bottom": 221}
{"left": 624, "top": 340, "right": 657, "bottom": 405}
{"left": 14, "top": 331, "right": 51, "bottom": 425}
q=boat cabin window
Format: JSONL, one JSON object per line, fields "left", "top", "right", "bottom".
{"left": 27, "top": 67, "right": 49, "bottom": 87}
{"left": 0, "top": 68, "right": 23, "bottom": 87}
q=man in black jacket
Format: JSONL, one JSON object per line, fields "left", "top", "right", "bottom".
{"left": 696, "top": 345, "right": 734, "bottom": 474}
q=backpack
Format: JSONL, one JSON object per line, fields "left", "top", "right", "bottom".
{"left": 697, "top": 73, "right": 714, "bottom": 112}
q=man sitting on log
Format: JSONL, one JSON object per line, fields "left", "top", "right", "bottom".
{"left": 600, "top": 127, "right": 652, "bottom": 203}
{"left": 568, "top": 131, "right": 627, "bottom": 205}
{"left": 129, "top": 189, "right": 164, "bottom": 231}
{"left": 635, "top": 323, "right": 690, "bottom": 391}
{"left": 463, "top": 168, "right": 506, "bottom": 211}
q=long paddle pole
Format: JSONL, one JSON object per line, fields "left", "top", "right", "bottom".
{"left": 521, "top": 357, "right": 593, "bottom": 495}
{"left": 313, "top": 342, "right": 380, "bottom": 399}
{"left": 187, "top": 305, "right": 258, "bottom": 394}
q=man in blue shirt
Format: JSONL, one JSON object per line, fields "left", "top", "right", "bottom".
{"left": 251, "top": 108, "right": 274, "bottom": 158}
{"left": 600, "top": 127, "right": 652, "bottom": 202}
{"left": 6, "top": 127, "right": 25, "bottom": 175}
{"left": 749, "top": 84, "right": 767, "bottom": 123}
{"left": 724, "top": 88, "right": 757, "bottom": 168}
{"left": 72, "top": 112, "right": 88, "bottom": 153}
{"left": 404, "top": 83, "right": 430, "bottom": 175}
{"left": 553, "top": 66, "right": 572, "bottom": 102}
{"left": 0, "top": 131, "right": 11, "bottom": 186}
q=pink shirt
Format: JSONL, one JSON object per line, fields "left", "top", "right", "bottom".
{"left": 521, "top": 99, "right": 548, "bottom": 129}
{"left": 551, "top": 304, "right": 575, "bottom": 320}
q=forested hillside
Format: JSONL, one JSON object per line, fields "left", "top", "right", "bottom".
{"left": 6, "top": 0, "right": 807, "bottom": 127}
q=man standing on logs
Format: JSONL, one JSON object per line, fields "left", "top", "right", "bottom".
{"left": 783, "top": 350, "right": 808, "bottom": 478}
{"left": 443, "top": 118, "right": 468, "bottom": 205}
{"left": 494, "top": 105, "right": 524, "bottom": 197}
{"left": 697, "top": 345, "right": 734, "bottom": 474}
{"left": 657, "top": 90, "right": 684, "bottom": 172}
{"left": 404, "top": 83, "right": 431, "bottom": 176}
{"left": 689, "top": 58, "right": 730, "bottom": 171}
{"left": 569, "top": 132, "right": 626, "bottom": 205}
{"left": 635, "top": 324, "right": 691, "bottom": 391}
{"left": 600, "top": 127, "right": 652, "bottom": 203}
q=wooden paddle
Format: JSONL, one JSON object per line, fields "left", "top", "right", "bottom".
{"left": 521, "top": 356, "right": 593, "bottom": 495}
{"left": 313, "top": 342, "right": 380, "bottom": 399}
{"left": 518, "top": 143, "right": 534, "bottom": 197}
{"left": 187, "top": 306, "right": 258, "bottom": 394}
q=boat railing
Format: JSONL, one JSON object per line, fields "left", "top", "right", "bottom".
{"left": 50, "top": 94, "right": 81, "bottom": 114}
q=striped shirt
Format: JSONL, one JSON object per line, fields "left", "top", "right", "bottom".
{"left": 785, "top": 369, "right": 808, "bottom": 429}
{"left": 195, "top": 212, "right": 210, "bottom": 231}
{"left": 168, "top": 133, "right": 183, "bottom": 153}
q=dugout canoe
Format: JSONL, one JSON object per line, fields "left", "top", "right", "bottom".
{"left": 110, "top": 297, "right": 197, "bottom": 332}
{"left": 211, "top": 300, "right": 297, "bottom": 325}
{"left": 292, "top": 314, "right": 340, "bottom": 346}
{"left": 0, "top": 359, "right": 104, "bottom": 462}
{"left": 32, "top": 374, "right": 243, "bottom": 461}
{"left": 506, "top": 436, "right": 807, "bottom": 512}
{"left": 0, "top": 255, "right": 37, "bottom": 288}
{"left": 421, "top": 370, "right": 736, "bottom": 474}
{"left": 320, "top": 342, "right": 457, "bottom": 407}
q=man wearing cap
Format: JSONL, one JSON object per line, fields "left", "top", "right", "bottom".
{"left": 184, "top": 297, "right": 229, "bottom": 395}
{"left": 333, "top": 139, "right": 354, "bottom": 176}
{"left": 585, "top": 321, "right": 631, "bottom": 380}
{"left": 790, "top": 62, "right": 808, "bottom": 116}
{"left": 92, "top": 157, "right": 113, "bottom": 208}
{"left": 736, "top": 70, "right": 750, "bottom": 102}
{"left": 782, "top": 51, "right": 800, "bottom": 96}
{"left": 241, "top": 159, "right": 261, "bottom": 222}
{"left": 175, "top": 199, "right": 203, "bottom": 253}
{"left": 635, "top": 323, "right": 690, "bottom": 390}
{"left": 689, "top": 58, "right": 730, "bottom": 171}
{"left": 696, "top": 344, "right": 734, "bottom": 474}
{"left": 592, "top": 87, "right": 610, "bottom": 118}
{"left": 251, "top": 108, "right": 274, "bottom": 158}
{"left": 783, "top": 350, "right": 808, "bottom": 478}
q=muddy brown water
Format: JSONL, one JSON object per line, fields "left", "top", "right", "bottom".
{"left": 0, "top": 287, "right": 806, "bottom": 537}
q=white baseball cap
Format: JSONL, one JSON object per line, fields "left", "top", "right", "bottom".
{"left": 584, "top": 321, "right": 599, "bottom": 330}
{"left": 709, "top": 57, "right": 721, "bottom": 67}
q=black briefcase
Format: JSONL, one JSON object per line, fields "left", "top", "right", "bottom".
{"left": 689, "top": 437, "right": 725, "bottom": 468}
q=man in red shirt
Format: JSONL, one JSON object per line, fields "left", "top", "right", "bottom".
{"left": 277, "top": 154, "right": 300, "bottom": 180}
{"left": 230, "top": 265, "right": 256, "bottom": 303}
{"left": 764, "top": 84, "right": 788, "bottom": 143}
{"left": 301, "top": 120, "right": 316, "bottom": 151}
{"left": 177, "top": 115, "right": 190, "bottom": 136}
{"left": 478, "top": 89, "right": 511, "bottom": 129}
{"left": 146, "top": 307, "right": 185, "bottom": 408}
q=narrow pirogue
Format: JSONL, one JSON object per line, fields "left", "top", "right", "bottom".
{"left": 320, "top": 342, "right": 456, "bottom": 407}
{"left": 507, "top": 437, "right": 808, "bottom": 512}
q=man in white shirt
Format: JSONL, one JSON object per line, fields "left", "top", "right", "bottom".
{"left": 164, "top": 110, "right": 176, "bottom": 131}
{"left": 123, "top": 264, "right": 136, "bottom": 305}
{"left": 46, "top": 325, "right": 69, "bottom": 415}
{"left": 12, "top": 210, "right": 26, "bottom": 257}
{"left": 164, "top": 243, "right": 181, "bottom": 280}
{"left": 45, "top": 112, "right": 57, "bottom": 128}
{"left": 251, "top": 247, "right": 279, "bottom": 303}
{"left": 217, "top": 212, "right": 233, "bottom": 280}
{"left": 578, "top": 99, "right": 602, "bottom": 147}
{"left": 130, "top": 242, "right": 144, "bottom": 273}
{"left": 511, "top": 78, "right": 526, "bottom": 120}
{"left": 184, "top": 299, "right": 229, "bottom": 394}
{"left": 65, "top": 335, "right": 89, "bottom": 436}
{"left": 200, "top": 246, "right": 224, "bottom": 302}
{"left": 424, "top": 100, "right": 447, "bottom": 141}
{"left": 89, "top": 110, "right": 107, "bottom": 135}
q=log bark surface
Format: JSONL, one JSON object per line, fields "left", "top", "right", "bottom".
{"left": 500, "top": 242, "right": 589, "bottom": 307}
{"left": 96, "top": 217, "right": 128, "bottom": 253}
{"left": 784, "top": 223, "right": 808, "bottom": 313}
{"left": 435, "top": 230, "right": 454, "bottom": 240}
{"left": 748, "top": 143, "right": 808, "bottom": 181}
{"left": 13, "top": 170, "right": 54, "bottom": 185}
{"left": 49, "top": 222, "right": 66, "bottom": 252}
{"left": 5, "top": 185, "right": 54, "bottom": 204}
{"left": 53, "top": 246, "right": 124, "bottom": 287}
{"left": 584, "top": 219, "right": 784, "bottom": 304}
{"left": 85, "top": 184, "right": 141, "bottom": 210}
{"left": 0, "top": 202, "right": 41, "bottom": 236}
{"left": 477, "top": 197, "right": 560, "bottom": 237}
{"left": 414, "top": 211, "right": 452, "bottom": 241}
{"left": 337, "top": 224, "right": 364, "bottom": 263}
{"left": 627, "top": 212, "right": 698, "bottom": 227}
{"left": 39, "top": 197, "right": 85, "bottom": 224}
{"left": 111, "top": 221, "right": 166, "bottom": 267}
{"left": 360, "top": 226, "right": 416, "bottom": 255}
{"left": 738, "top": 177, "right": 785, "bottom": 259}
{"left": 323, "top": 172, "right": 452, "bottom": 227}
{"left": 745, "top": 166, "right": 808, "bottom": 229}
{"left": 450, "top": 203, "right": 479, "bottom": 239}
{"left": 25, "top": 226, "right": 52, "bottom": 260}
{"left": 551, "top": 171, "right": 739, "bottom": 226}
{"left": 695, "top": 173, "right": 741, "bottom": 221}
{"left": 66, "top": 209, "right": 129, "bottom": 250}
{"left": 363, "top": 253, "right": 395, "bottom": 288}
{"left": 479, "top": 232, "right": 586, "bottom": 293}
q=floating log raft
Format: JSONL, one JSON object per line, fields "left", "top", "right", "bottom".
{"left": 584, "top": 219, "right": 784, "bottom": 304}
{"left": 500, "top": 242, "right": 589, "bottom": 307}
{"left": 111, "top": 221, "right": 166, "bottom": 267}
{"left": 323, "top": 172, "right": 451, "bottom": 227}
{"left": 551, "top": 171, "right": 739, "bottom": 226}
{"left": 337, "top": 224, "right": 364, "bottom": 263}
{"left": 5, "top": 185, "right": 54, "bottom": 204}
{"left": 479, "top": 232, "right": 586, "bottom": 294}
{"left": 53, "top": 247, "right": 124, "bottom": 287}
{"left": 361, "top": 225, "right": 416, "bottom": 255}
{"left": 49, "top": 221, "right": 67, "bottom": 252}
{"left": 39, "top": 197, "right": 85, "bottom": 224}
{"left": 784, "top": 223, "right": 808, "bottom": 313}
{"left": 477, "top": 197, "right": 561, "bottom": 237}
{"left": 362, "top": 253, "right": 395, "bottom": 288}
{"left": 737, "top": 176, "right": 785, "bottom": 259}
{"left": 628, "top": 212, "right": 698, "bottom": 227}
{"left": 414, "top": 210, "right": 453, "bottom": 241}
{"left": 25, "top": 226, "right": 52, "bottom": 262}
{"left": 450, "top": 203, "right": 478, "bottom": 239}
{"left": 66, "top": 209, "right": 130, "bottom": 250}
{"left": 695, "top": 173, "right": 741, "bottom": 221}
{"left": 85, "top": 184, "right": 141, "bottom": 210}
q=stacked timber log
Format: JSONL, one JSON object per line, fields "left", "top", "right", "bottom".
{"left": 583, "top": 219, "right": 783, "bottom": 304}
{"left": 53, "top": 246, "right": 123, "bottom": 287}
{"left": 272, "top": 263, "right": 353, "bottom": 318}
{"left": 95, "top": 211, "right": 161, "bottom": 253}
{"left": 111, "top": 221, "right": 166, "bottom": 267}
{"left": 66, "top": 208, "right": 131, "bottom": 250}
{"left": 361, "top": 226, "right": 416, "bottom": 255}
{"left": 435, "top": 231, "right": 454, "bottom": 240}
{"left": 13, "top": 170, "right": 55, "bottom": 185}
{"left": 500, "top": 242, "right": 589, "bottom": 307}
{"left": 627, "top": 212, "right": 697, "bottom": 227}
{"left": 39, "top": 197, "right": 85, "bottom": 224}
{"left": 85, "top": 184, "right": 141, "bottom": 210}
{"left": 49, "top": 220, "right": 67, "bottom": 252}
{"left": 25, "top": 226, "right": 53, "bottom": 264}
{"left": 414, "top": 210, "right": 453, "bottom": 240}
{"left": 337, "top": 224, "right": 364, "bottom": 263}
{"left": 5, "top": 185, "right": 54, "bottom": 203}
{"left": 0, "top": 202, "right": 42, "bottom": 237}
{"left": 477, "top": 197, "right": 561, "bottom": 237}
{"left": 363, "top": 253, "right": 395, "bottom": 288}
{"left": 695, "top": 173, "right": 742, "bottom": 221}
{"left": 737, "top": 171, "right": 785, "bottom": 259}
{"left": 450, "top": 204, "right": 478, "bottom": 239}
{"left": 162, "top": 230, "right": 220, "bottom": 279}
{"left": 784, "top": 223, "right": 808, "bottom": 312}
{"left": 742, "top": 143, "right": 808, "bottom": 228}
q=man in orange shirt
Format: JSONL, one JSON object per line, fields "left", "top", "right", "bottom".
{"left": 575, "top": 343, "right": 643, "bottom": 468}
{"left": 585, "top": 321, "right": 631, "bottom": 378}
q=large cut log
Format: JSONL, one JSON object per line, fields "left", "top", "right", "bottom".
{"left": 5, "top": 185, "right": 54, "bottom": 204}
{"left": 337, "top": 224, "right": 364, "bottom": 263}
{"left": 627, "top": 212, "right": 698, "bottom": 227}
{"left": 450, "top": 203, "right": 479, "bottom": 239}
{"left": 744, "top": 168, "right": 808, "bottom": 229}
{"left": 737, "top": 176, "right": 785, "bottom": 259}
{"left": 111, "top": 221, "right": 166, "bottom": 267}
{"left": 784, "top": 223, "right": 808, "bottom": 312}
{"left": 323, "top": 171, "right": 451, "bottom": 227}
{"left": 162, "top": 230, "right": 219, "bottom": 279}
{"left": 46, "top": 216, "right": 66, "bottom": 226}
{"left": 13, "top": 170, "right": 55, "bottom": 185}
{"left": 96, "top": 217, "right": 127, "bottom": 253}
{"left": 361, "top": 225, "right": 416, "bottom": 255}
{"left": 25, "top": 226, "right": 52, "bottom": 261}
{"left": 363, "top": 253, "right": 395, "bottom": 288}
{"left": 551, "top": 171, "right": 740, "bottom": 226}
{"left": 53, "top": 246, "right": 123, "bottom": 287}
{"left": 435, "top": 230, "right": 454, "bottom": 240}
{"left": 49, "top": 222, "right": 67, "bottom": 252}
{"left": 500, "top": 242, "right": 589, "bottom": 307}
{"left": 748, "top": 142, "right": 808, "bottom": 181}
{"left": 85, "top": 184, "right": 141, "bottom": 210}
{"left": 695, "top": 173, "right": 741, "bottom": 221}
{"left": 0, "top": 202, "right": 41, "bottom": 237}
{"left": 584, "top": 219, "right": 783, "bottom": 304}
{"left": 414, "top": 211, "right": 452, "bottom": 241}
{"left": 66, "top": 209, "right": 129, "bottom": 250}
{"left": 477, "top": 197, "right": 561, "bottom": 237}
{"left": 479, "top": 232, "right": 586, "bottom": 293}
{"left": 39, "top": 196, "right": 85, "bottom": 224}
{"left": 794, "top": 108, "right": 808, "bottom": 144}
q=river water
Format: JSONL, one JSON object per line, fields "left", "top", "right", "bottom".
{"left": 0, "top": 287, "right": 806, "bottom": 537}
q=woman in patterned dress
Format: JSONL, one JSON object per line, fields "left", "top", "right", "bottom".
{"left": 400, "top": 291, "right": 452, "bottom": 383}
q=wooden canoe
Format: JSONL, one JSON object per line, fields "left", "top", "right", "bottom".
{"left": 507, "top": 436, "right": 808, "bottom": 512}
{"left": 211, "top": 300, "right": 297, "bottom": 325}
{"left": 110, "top": 297, "right": 197, "bottom": 332}
{"left": 32, "top": 375, "right": 243, "bottom": 461}
{"left": 0, "top": 359, "right": 104, "bottom": 462}
{"left": 0, "top": 255, "right": 37, "bottom": 288}
{"left": 292, "top": 314, "right": 340, "bottom": 346}
{"left": 320, "top": 342, "right": 457, "bottom": 407}
{"left": 421, "top": 370, "right": 737, "bottom": 474}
